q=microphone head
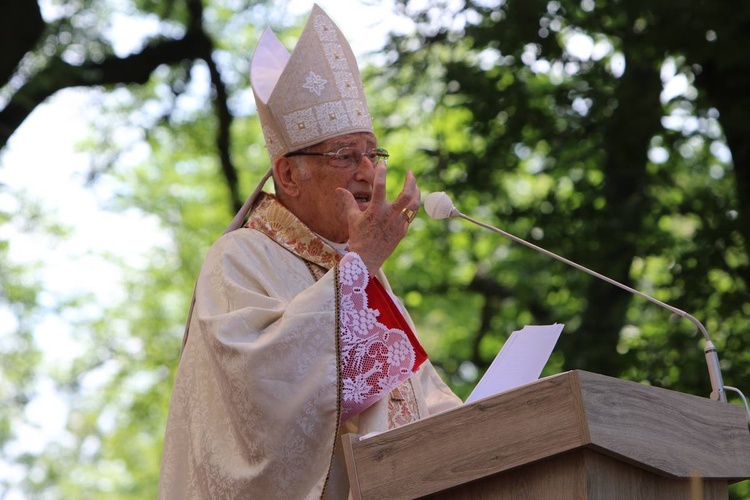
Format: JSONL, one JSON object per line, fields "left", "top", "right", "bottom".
{"left": 424, "top": 191, "right": 456, "bottom": 220}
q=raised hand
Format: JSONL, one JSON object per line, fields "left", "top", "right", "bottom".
{"left": 338, "top": 162, "right": 420, "bottom": 274}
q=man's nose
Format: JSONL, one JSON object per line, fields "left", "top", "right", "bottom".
{"left": 353, "top": 154, "right": 376, "bottom": 181}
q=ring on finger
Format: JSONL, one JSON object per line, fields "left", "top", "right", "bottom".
{"left": 401, "top": 208, "right": 417, "bottom": 223}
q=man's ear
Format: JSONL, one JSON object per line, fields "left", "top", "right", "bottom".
{"left": 272, "top": 156, "right": 301, "bottom": 198}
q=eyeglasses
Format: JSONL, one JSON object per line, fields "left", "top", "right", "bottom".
{"left": 286, "top": 147, "right": 389, "bottom": 169}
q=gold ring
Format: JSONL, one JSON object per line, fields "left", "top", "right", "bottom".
{"left": 402, "top": 208, "right": 417, "bottom": 223}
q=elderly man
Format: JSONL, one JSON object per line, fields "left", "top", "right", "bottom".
{"left": 158, "top": 5, "right": 461, "bottom": 499}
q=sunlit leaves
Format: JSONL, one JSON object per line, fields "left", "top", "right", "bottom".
{"left": 2, "top": 0, "right": 750, "bottom": 497}
{"left": 387, "top": 7, "right": 749, "bottom": 476}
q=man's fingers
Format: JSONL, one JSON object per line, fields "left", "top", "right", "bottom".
{"left": 336, "top": 187, "right": 360, "bottom": 218}
{"left": 369, "top": 162, "right": 388, "bottom": 206}
{"left": 404, "top": 171, "right": 420, "bottom": 209}
{"left": 393, "top": 171, "right": 420, "bottom": 211}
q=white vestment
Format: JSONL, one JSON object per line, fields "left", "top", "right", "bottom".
{"left": 159, "top": 194, "right": 461, "bottom": 499}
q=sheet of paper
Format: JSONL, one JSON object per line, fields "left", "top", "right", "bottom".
{"left": 465, "top": 323, "right": 564, "bottom": 404}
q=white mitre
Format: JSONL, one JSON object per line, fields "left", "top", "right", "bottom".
{"left": 250, "top": 3, "right": 375, "bottom": 161}
{"left": 223, "top": 5, "right": 374, "bottom": 235}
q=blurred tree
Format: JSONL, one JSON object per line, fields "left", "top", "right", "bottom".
{"left": 0, "top": 0, "right": 284, "bottom": 496}
{"left": 1, "top": 0, "right": 749, "bottom": 497}
{"left": 0, "top": 194, "right": 46, "bottom": 494}
{"left": 0, "top": 0, "right": 250, "bottom": 211}
{"left": 378, "top": 0, "right": 749, "bottom": 380}
{"left": 375, "top": 1, "right": 749, "bottom": 495}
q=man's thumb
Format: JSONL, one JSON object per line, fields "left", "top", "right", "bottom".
{"left": 336, "top": 188, "right": 358, "bottom": 216}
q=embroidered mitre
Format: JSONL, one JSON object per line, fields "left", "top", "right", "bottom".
{"left": 250, "top": 4, "right": 375, "bottom": 161}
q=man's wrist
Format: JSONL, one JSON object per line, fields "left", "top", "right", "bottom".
{"left": 346, "top": 248, "right": 380, "bottom": 275}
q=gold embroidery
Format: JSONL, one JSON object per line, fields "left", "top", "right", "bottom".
{"left": 322, "top": 260, "right": 344, "bottom": 498}
{"left": 390, "top": 387, "right": 405, "bottom": 402}
{"left": 304, "top": 261, "right": 327, "bottom": 281}
{"left": 245, "top": 193, "right": 342, "bottom": 271}
{"left": 387, "top": 379, "right": 420, "bottom": 429}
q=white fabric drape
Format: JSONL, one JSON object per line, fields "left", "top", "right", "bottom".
{"left": 159, "top": 196, "right": 461, "bottom": 499}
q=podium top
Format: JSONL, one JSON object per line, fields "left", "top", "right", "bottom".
{"left": 342, "top": 370, "right": 750, "bottom": 499}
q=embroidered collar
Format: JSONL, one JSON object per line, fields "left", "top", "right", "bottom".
{"left": 244, "top": 193, "right": 343, "bottom": 270}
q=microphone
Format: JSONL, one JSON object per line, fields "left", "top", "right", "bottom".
{"left": 424, "top": 191, "right": 728, "bottom": 403}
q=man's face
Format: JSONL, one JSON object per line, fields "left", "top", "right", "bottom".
{"left": 292, "top": 132, "right": 378, "bottom": 243}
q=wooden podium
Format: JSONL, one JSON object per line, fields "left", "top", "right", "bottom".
{"left": 341, "top": 370, "right": 750, "bottom": 499}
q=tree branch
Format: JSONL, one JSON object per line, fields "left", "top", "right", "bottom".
{"left": 1, "top": 0, "right": 243, "bottom": 215}
{"left": 201, "top": 43, "right": 242, "bottom": 213}
{"left": 0, "top": 32, "right": 210, "bottom": 148}
{"left": 184, "top": 0, "right": 241, "bottom": 212}
{"left": 0, "top": 0, "right": 45, "bottom": 87}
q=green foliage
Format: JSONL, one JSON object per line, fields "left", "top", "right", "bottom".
{"left": 2, "top": 0, "right": 750, "bottom": 497}
{"left": 0, "top": 190, "right": 68, "bottom": 494}
{"left": 377, "top": 0, "right": 750, "bottom": 495}
{"left": 377, "top": 0, "right": 750, "bottom": 386}
{"left": 1, "top": 0, "right": 276, "bottom": 496}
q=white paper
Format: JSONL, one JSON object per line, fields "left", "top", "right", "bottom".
{"left": 465, "top": 324, "right": 564, "bottom": 404}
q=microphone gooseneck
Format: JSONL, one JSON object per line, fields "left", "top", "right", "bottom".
{"left": 423, "top": 191, "right": 727, "bottom": 403}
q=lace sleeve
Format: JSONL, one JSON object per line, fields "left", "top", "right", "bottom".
{"left": 336, "top": 252, "right": 427, "bottom": 422}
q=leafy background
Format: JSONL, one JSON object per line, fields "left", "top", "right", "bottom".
{"left": 1, "top": 0, "right": 748, "bottom": 497}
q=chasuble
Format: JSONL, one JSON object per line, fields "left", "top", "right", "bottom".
{"left": 159, "top": 194, "right": 461, "bottom": 499}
